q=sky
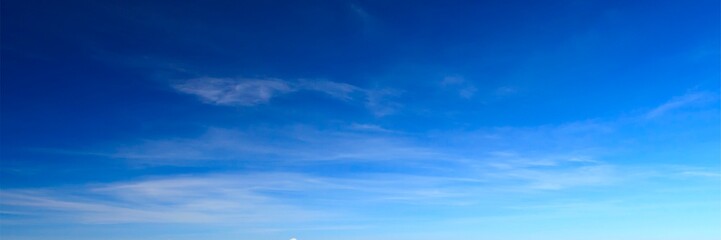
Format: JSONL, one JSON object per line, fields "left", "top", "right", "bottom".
{"left": 1, "top": 0, "right": 720, "bottom": 239}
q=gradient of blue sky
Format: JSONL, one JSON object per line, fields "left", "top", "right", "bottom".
{"left": 1, "top": 0, "right": 719, "bottom": 239}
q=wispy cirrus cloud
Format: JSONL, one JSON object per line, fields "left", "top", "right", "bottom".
{"left": 173, "top": 77, "right": 293, "bottom": 106}
{"left": 0, "top": 174, "right": 329, "bottom": 225}
{"left": 495, "top": 165, "right": 617, "bottom": 190}
{"left": 107, "top": 118, "right": 614, "bottom": 168}
{"left": 0, "top": 163, "right": 622, "bottom": 226}
{"left": 7, "top": 117, "right": 717, "bottom": 229}
{"left": 173, "top": 77, "right": 400, "bottom": 116}
{"left": 101, "top": 121, "right": 632, "bottom": 194}
{"left": 18, "top": 90, "right": 717, "bottom": 228}
{"left": 297, "top": 79, "right": 362, "bottom": 101}
{"left": 112, "top": 126, "right": 441, "bottom": 165}
{"left": 646, "top": 91, "right": 716, "bottom": 118}
{"left": 0, "top": 173, "right": 460, "bottom": 225}
{"left": 3, "top": 161, "right": 710, "bottom": 227}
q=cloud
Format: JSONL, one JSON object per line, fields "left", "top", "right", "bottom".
{"left": 7, "top": 149, "right": 696, "bottom": 229}
{"left": 112, "top": 126, "right": 441, "bottom": 165}
{"left": 441, "top": 76, "right": 476, "bottom": 99}
{"left": 8, "top": 116, "right": 715, "bottom": 228}
{"left": 39, "top": 114, "right": 716, "bottom": 201}
{"left": 297, "top": 80, "right": 361, "bottom": 101}
{"left": 349, "top": 123, "right": 393, "bottom": 133}
{"left": 173, "top": 77, "right": 293, "bottom": 106}
{"left": 0, "top": 173, "right": 455, "bottom": 225}
{"left": 1, "top": 162, "right": 707, "bottom": 226}
{"left": 173, "top": 77, "right": 401, "bottom": 116}
{"left": 646, "top": 91, "right": 716, "bottom": 118}
{"left": 0, "top": 174, "right": 329, "bottom": 225}
{"left": 680, "top": 171, "right": 721, "bottom": 178}
{"left": 497, "top": 165, "right": 617, "bottom": 190}
{"left": 102, "top": 121, "right": 631, "bottom": 194}
{"left": 298, "top": 80, "right": 401, "bottom": 116}
{"left": 0, "top": 163, "right": 624, "bottom": 226}
{"left": 94, "top": 119, "right": 613, "bottom": 168}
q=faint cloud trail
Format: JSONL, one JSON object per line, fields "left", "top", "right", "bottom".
{"left": 645, "top": 91, "right": 716, "bottom": 118}
{"left": 172, "top": 77, "right": 400, "bottom": 116}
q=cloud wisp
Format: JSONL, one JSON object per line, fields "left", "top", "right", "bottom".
{"left": 3, "top": 92, "right": 717, "bottom": 236}
{"left": 111, "top": 126, "right": 443, "bottom": 165}
{"left": 3, "top": 160, "right": 711, "bottom": 227}
{"left": 173, "top": 77, "right": 400, "bottom": 116}
{"left": 0, "top": 173, "right": 328, "bottom": 225}
{"left": 645, "top": 91, "right": 716, "bottom": 118}
{"left": 173, "top": 78, "right": 293, "bottom": 106}
{"left": 0, "top": 162, "right": 622, "bottom": 226}
{"left": 106, "top": 118, "right": 618, "bottom": 168}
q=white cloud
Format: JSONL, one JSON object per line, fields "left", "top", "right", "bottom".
{"left": 103, "top": 122, "right": 632, "bottom": 195}
{"left": 298, "top": 80, "right": 401, "bottom": 116}
{"left": 0, "top": 174, "right": 328, "bottom": 225}
{"left": 0, "top": 173, "right": 447, "bottom": 225}
{"left": 173, "top": 77, "right": 401, "bottom": 116}
{"left": 173, "top": 78, "right": 294, "bottom": 106}
{"left": 173, "top": 77, "right": 293, "bottom": 106}
{"left": 105, "top": 119, "right": 614, "bottom": 169}
{"left": 39, "top": 115, "right": 717, "bottom": 205}
{"left": 8, "top": 116, "right": 715, "bottom": 228}
{"left": 646, "top": 91, "right": 716, "bottom": 118}
{"left": 297, "top": 80, "right": 361, "bottom": 101}
{"left": 349, "top": 123, "right": 393, "bottom": 133}
{"left": 0, "top": 164, "right": 623, "bottom": 226}
{"left": 112, "top": 126, "right": 441, "bottom": 165}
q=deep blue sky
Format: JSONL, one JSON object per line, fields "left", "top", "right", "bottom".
{"left": 1, "top": 0, "right": 720, "bottom": 239}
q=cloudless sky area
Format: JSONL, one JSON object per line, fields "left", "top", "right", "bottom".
{"left": 1, "top": 0, "right": 720, "bottom": 239}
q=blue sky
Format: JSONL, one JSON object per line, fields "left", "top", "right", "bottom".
{"left": 1, "top": 0, "right": 719, "bottom": 239}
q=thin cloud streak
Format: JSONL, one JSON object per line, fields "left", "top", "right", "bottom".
{"left": 0, "top": 174, "right": 330, "bottom": 225}
{"left": 173, "top": 77, "right": 293, "bottom": 106}
{"left": 93, "top": 118, "right": 613, "bottom": 168}
{"left": 2, "top": 161, "right": 710, "bottom": 227}
{"left": 0, "top": 165, "right": 621, "bottom": 226}
{"left": 646, "top": 91, "right": 716, "bottom": 118}
{"left": 112, "top": 126, "right": 443, "bottom": 165}
{"left": 173, "top": 77, "right": 400, "bottom": 116}
{"left": 297, "top": 79, "right": 362, "bottom": 101}
{"left": 9, "top": 92, "right": 715, "bottom": 229}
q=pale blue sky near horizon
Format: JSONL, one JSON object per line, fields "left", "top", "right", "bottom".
{"left": 1, "top": 0, "right": 720, "bottom": 239}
